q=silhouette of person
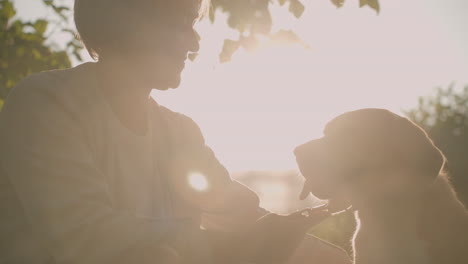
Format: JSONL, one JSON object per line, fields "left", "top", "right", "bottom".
{"left": 0, "top": 0, "right": 351, "bottom": 263}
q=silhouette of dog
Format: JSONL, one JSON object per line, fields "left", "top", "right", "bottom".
{"left": 294, "top": 108, "right": 468, "bottom": 264}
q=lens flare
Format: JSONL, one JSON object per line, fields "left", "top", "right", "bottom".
{"left": 188, "top": 172, "right": 209, "bottom": 192}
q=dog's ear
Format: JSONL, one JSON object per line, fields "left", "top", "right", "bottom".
{"left": 418, "top": 139, "right": 445, "bottom": 179}
{"left": 396, "top": 118, "right": 445, "bottom": 180}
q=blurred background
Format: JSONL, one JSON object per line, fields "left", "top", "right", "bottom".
{"left": 1, "top": 0, "right": 467, "bottom": 256}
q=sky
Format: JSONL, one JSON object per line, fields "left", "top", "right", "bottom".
{"left": 13, "top": 0, "right": 468, "bottom": 172}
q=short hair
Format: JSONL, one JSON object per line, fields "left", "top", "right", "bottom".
{"left": 74, "top": 0, "right": 210, "bottom": 60}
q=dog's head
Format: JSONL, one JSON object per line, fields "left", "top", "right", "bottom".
{"left": 294, "top": 108, "right": 445, "bottom": 209}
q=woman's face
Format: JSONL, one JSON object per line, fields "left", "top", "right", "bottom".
{"left": 108, "top": 0, "right": 201, "bottom": 89}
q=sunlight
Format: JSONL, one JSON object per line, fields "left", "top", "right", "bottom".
{"left": 258, "top": 182, "right": 288, "bottom": 196}
{"left": 15, "top": 0, "right": 468, "bottom": 172}
{"left": 7, "top": 1, "right": 467, "bottom": 261}
{"left": 257, "top": 182, "right": 289, "bottom": 213}
{"left": 153, "top": 0, "right": 468, "bottom": 172}
{"left": 188, "top": 172, "right": 209, "bottom": 192}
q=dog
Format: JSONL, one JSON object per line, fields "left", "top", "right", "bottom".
{"left": 294, "top": 108, "right": 468, "bottom": 264}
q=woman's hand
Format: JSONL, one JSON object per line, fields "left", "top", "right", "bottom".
{"left": 243, "top": 205, "right": 330, "bottom": 264}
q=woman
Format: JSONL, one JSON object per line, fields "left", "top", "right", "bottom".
{"left": 0, "top": 0, "right": 351, "bottom": 263}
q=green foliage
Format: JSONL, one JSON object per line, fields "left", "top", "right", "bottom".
{"left": 330, "top": 0, "right": 380, "bottom": 12}
{"left": 359, "top": 0, "right": 380, "bottom": 13}
{"left": 310, "top": 211, "right": 356, "bottom": 257}
{"left": 330, "top": 0, "right": 346, "bottom": 8}
{"left": 0, "top": 0, "right": 82, "bottom": 108}
{"left": 212, "top": 0, "right": 380, "bottom": 62}
{"left": 406, "top": 85, "right": 468, "bottom": 206}
{"left": 0, "top": 0, "right": 383, "bottom": 102}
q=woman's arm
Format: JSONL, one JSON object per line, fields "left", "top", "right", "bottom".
{"left": 0, "top": 76, "right": 194, "bottom": 264}
{"left": 173, "top": 115, "right": 332, "bottom": 263}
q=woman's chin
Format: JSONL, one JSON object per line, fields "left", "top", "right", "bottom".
{"left": 326, "top": 196, "right": 353, "bottom": 215}
{"left": 150, "top": 75, "right": 182, "bottom": 90}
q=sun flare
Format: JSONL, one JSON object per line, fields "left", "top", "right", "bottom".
{"left": 154, "top": 0, "right": 468, "bottom": 172}
{"left": 188, "top": 172, "right": 209, "bottom": 192}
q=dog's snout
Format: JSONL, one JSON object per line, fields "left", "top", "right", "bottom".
{"left": 294, "top": 146, "right": 300, "bottom": 156}
{"left": 294, "top": 139, "right": 318, "bottom": 157}
{"left": 294, "top": 144, "right": 306, "bottom": 157}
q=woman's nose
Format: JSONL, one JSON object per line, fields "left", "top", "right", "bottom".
{"left": 187, "top": 30, "right": 200, "bottom": 53}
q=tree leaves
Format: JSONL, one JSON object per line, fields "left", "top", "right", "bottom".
{"left": 330, "top": 0, "right": 346, "bottom": 8}
{"left": 33, "top": 19, "right": 48, "bottom": 35}
{"left": 406, "top": 84, "right": 468, "bottom": 205}
{"left": 218, "top": 30, "right": 309, "bottom": 63}
{"left": 212, "top": 0, "right": 307, "bottom": 34}
{"left": 270, "top": 29, "right": 309, "bottom": 48}
{"left": 212, "top": 0, "right": 308, "bottom": 62}
{"left": 51, "top": 5, "right": 70, "bottom": 20}
{"left": 220, "top": 39, "right": 242, "bottom": 63}
{"left": 359, "top": 0, "right": 380, "bottom": 13}
{"left": 289, "top": 0, "right": 305, "bottom": 18}
{"left": 0, "top": 0, "right": 16, "bottom": 23}
{"left": 212, "top": 0, "right": 380, "bottom": 62}
{"left": 330, "top": 0, "right": 380, "bottom": 12}
{"left": 42, "top": 0, "right": 53, "bottom": 7}
{"left": 0, "top": 0, "right": 73, "bottom": 107}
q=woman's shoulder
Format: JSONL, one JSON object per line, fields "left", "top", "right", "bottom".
{"left": 2, "top": 63, "right": 98, "bottom": 115}
{"left": 151, "top": 101, "right": 205, "bottom": 146}
{"left": 10, "top": 62, "right": 95, "bottom": 93}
